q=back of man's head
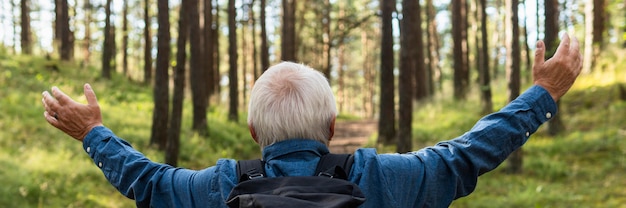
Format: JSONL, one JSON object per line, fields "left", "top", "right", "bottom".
{"left": 248, "top": 62, "right": 337, "bottom": 148}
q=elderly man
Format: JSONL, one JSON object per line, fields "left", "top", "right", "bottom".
{"left": 42, "top": 34, "right": 582, "bottom": 208}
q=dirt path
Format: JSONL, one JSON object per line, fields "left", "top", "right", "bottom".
{"left": 329, "top": 120, "right": 378, "bottom": 154}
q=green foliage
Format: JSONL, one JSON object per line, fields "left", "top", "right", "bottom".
{"left": 0, "top": 54, "right": 258, "bottom": 207}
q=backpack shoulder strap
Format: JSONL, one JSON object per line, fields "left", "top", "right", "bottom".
{"left": 236, "top": 159, "right": 266, "bottom": 183}
{"left": 314, "top": 154, "right": 354, "bottom": 180}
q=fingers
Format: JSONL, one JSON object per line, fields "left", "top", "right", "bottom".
{"left": 84, "top": 83, "right": 99, "bottom": 106}
{"left": 51, "top": 86, "right": 73, "bottom": 105}
{"left": 554, "top": 33, "right": 571, "bottom": 57}
{"left": 569, "top": 36, "right": 580, "bottom": 57}
{"left": 534, "top": 40, "right": 546, "bottom": 66}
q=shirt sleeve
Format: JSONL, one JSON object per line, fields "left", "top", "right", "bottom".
{"left": 378, "top": 85, "right": 557, "bottom": 207}
{"left": 82, "top": 127, "right": 232, "bottom": 207}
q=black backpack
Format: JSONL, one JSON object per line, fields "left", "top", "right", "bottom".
{"left": 225, "top": 154, "right": 366, "bottom": 208}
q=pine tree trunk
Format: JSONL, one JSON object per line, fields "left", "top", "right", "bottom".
{"left": 377, "top": 0, "right": 396, "bottom": 145}
{"left": 506, "top": 0, "right": 522, "bottom": 174}
{"left": 260, "top": 0, "right": 270, "bottom": 72}
{"left": 228, "top": 0, "right": 239, "bottom": 122}
{"left": 150, "top": 0, "right": 170, "bottom": 150}
{"left": 101, "top": 0, "right": 113, "bottom": 79}
{"left": 190, "top": 0, "right": 208, "bottom": 134}
{"left": 20, "top": 0, "right": 31, "bottom": 54}
{"left": 143, "top": 0, "right": 152, "bottom": 84}
{"left": 167, "top": 0, "right": 190, "bottom": 167}
{"left": 281, "top": 0, "right": 296, "bottom": 61}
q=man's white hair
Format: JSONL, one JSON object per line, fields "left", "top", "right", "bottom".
{"left": 248, "top": 62, "right": 337, "bottom": 148}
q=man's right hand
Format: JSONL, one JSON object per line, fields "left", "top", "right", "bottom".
{"left": 533, "top": 33, "right": 583, "bottom": 102}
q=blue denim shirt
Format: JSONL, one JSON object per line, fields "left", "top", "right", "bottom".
{"left": 82, "top": 85, "right": 556, "bottom": 208}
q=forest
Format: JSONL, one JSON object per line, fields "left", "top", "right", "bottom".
{"left": 0, "top": 0, "right": 625, "bottom": 207}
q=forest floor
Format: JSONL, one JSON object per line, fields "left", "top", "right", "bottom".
{"left": 329, "top": 120, "right": 377, "bottom": 154}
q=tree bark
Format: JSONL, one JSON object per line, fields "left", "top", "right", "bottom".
{"left": 20, "top": 0, "right": 31, "bottom": 54}
{"left": 167, "top": 0, "right": 190, "bottom": 167}
{"left": 122, "top": 0, "right": 129, "bottom": 77}
{"left": 190, "top": 0, "right": 208, "bottom": 134}
{"left": 377, "top": 0, "right": 396, "bottom": 145}
{"left": 101, "top": 0, "right": 113, "bottom": 79}
{"left": 505, "top": 0, "right": 522, "bottom": 174}
{"left": 281, "top": 0, "right": 296, "bottom": 61}
{"left": 83, "top": 0, "right": 92, "bottom": 66}
{"left": 150, "top": 0, "right": 170, "bottom": 150}
{"left": 144, "top": 0, "right": 153, "bottom": 84}
{"left": 452, "top": 0, "right": 469, "bottom": 100}
{"left": 478, "top": 0, "right": 493, "bottom": 114}
{"left": 260, "top": 0, "right": 270, "bottom": 72}
{"left": 426, "top": 0, "right": 441, "bottom": 94}
{"left": 204, "top": 0, "right": 215, "bottom": 98}
{"left": 57, "top": 0, "right": 73, "bottom": 60}
{"left": 228, "top": 0, "right": 239, "bottom": 122}
{"left": 398, "top": 0, "right": 418, "bottom": 153}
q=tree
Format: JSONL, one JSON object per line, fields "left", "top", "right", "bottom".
{"left": 425, "top": 0, "right": 441, "bottom": 93}
{"left": 166, "top": 0, "right": 190, "bottom": 167}
{"left": 228, "top": 0, "right": 239, "bottom": 122}
{"left": 55, "top": 0, "right": 73, "bottom": 60}
{"left": 83, "top": 0, "right": 93, "bottom": 65}
{"left": 544, "top": 0, "right": 564, "bottom": 136}
{"left": 583, "top": 0, "right": 607, "bottom": 73}
{"left": 377, "top": 0, "right": 396, "bottom": 146}
{"left": 121, "top": 0, "right": 129, "bottom": 77}
{"left": 281, "top": 0, "right": 296, "bottom": 61}
{"left": 397, "top": 0, "right": 418, "bottom": 153}
{"left": 150, "top": 0, "right": 170, "bottom": 150}
{"left": 505, "top": 0, "right": 522, "bottom": 174}
{"left": 204, "top": 0, "right": 214, "bottom": 97}
{"left": 190, "top": 0, "right": 208, "bottom": 134}
{"left": 451, "top": 0, "right": 469, "bottom": 100}
{"left": 101, "top": 0, "right": 114, "bottom": 79}
{"left": 20, "top": 0, "right": 31, "bottom": 54}
{"left": 477, "top": 0, "right": 492, "bottom": 114}
{"left": 143, "top": 0, "right": 153, "bottom": 84}
{"left": 412, "top": 0, "right": 428, "bottom": 100}
{"left": 260, "top": 0, "right": 270, "bottom": 72}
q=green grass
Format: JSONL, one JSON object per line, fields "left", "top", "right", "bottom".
{"left": 0, "top": 52, "right": 259, "bottom": 207}
{"left": 1, "top": 46, "right": 625, "bottom": 207}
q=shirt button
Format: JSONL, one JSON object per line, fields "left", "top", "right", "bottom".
{"left": 98, "top": 162, "right": 103, "bottom": 168}
{"left": 526, "top": 132, "right": 530, "bottom": 137}
{"left": 546, "top": 112, "right": 552, "bottom": 119}
{"left": 86, "top": 147, "right": 91, "bottom": 153}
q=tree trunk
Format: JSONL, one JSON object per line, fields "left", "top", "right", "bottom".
{"left": 190, "top": 0, "right": 208, "bottom": 134}
{"left": 321, "top": 0, "right": 331, "bottom": 80}
{"left": 84, "top": 0, "right": 92, "bottom": 66}
{"left": 122, "top": 0, "right": 129, "bottom": 77}
{"left": 505, "top": 0, "right": 522, "bottom": 174}
{"left": 260, "top": 0, "right": 270, "bottom": 72}
{"left": 398, "top": 0, "right": 418, "bottom": 153}
{"left": 212, "top": 0, "right": 221, "bottom": 96}
{"left": 544, "top": 0, "right": 565, "bottom": 136}
{"left": 57, "top": 0, "right": 73, "bottom": 60}
{"left": 452, "top": 0, "right": 469, "bottom": 100}
{"left": 143, "top": 0, "right": 153, "bottom": 84}
{"left": 150, "top": 0, "right": 170, "bottom": 150}
{"left": 250, "top": 0, "right": 259, "bottom": 80}
{"left": 377, "top": 0, "right": 396, "bottom": 146}
{"left": 281, "top": 0, "right": 296, "bottom": 61}
{"left": 412, "top": 0, "right": 428, "bottom": 101}
{"left": 426, "top": 0, "right": 441, "bottom": 93}
{"left": 167, "top": 0, "right": 190, "bottom": 167}
{"left": 228, "top": 0, "right": 239, "bottom": 122}
{"left": 478, "top": 0, "right": 493, "bottom": 114}
{"left": 20, "top": 0, "right": 31, "bottom": 54}
{"left": 101, "top": 0, "right": 113, "bottom": 79}
{"left": 204, "top": 0, "right": 215, "bottom": 98}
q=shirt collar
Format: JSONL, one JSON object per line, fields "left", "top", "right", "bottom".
{"left": 262, "top": 139, "right": 330, "bottom": 162}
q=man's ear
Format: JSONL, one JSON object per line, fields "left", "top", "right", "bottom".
{"left": 328, "top": 116, "right": 336, "bottom": 143}
{"left": 249, "top": 124, "right": 259, "bottom": 144}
